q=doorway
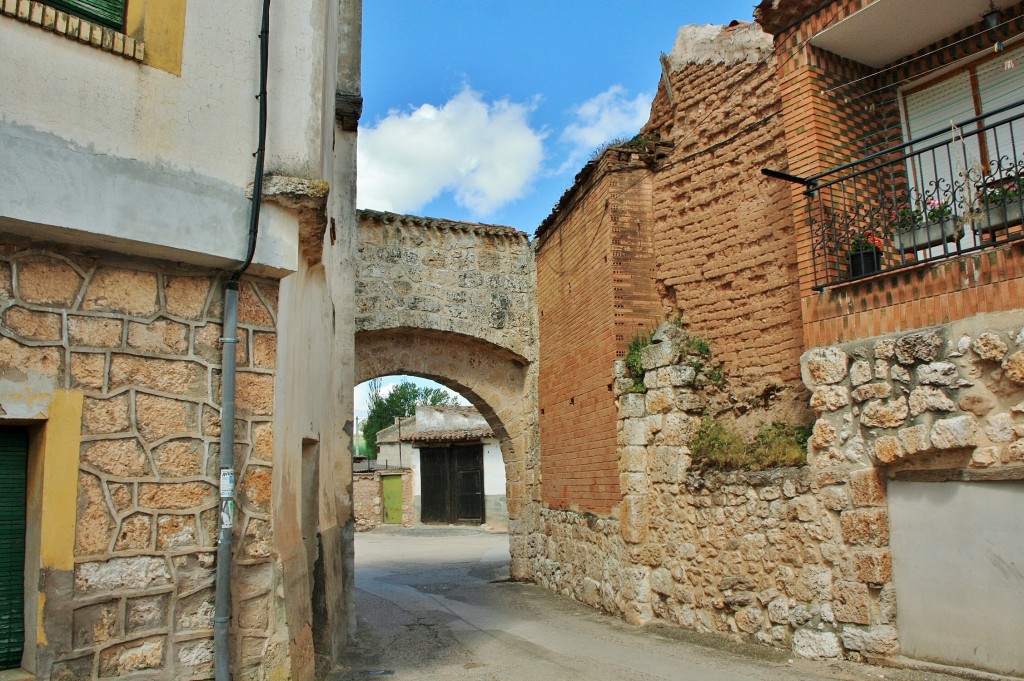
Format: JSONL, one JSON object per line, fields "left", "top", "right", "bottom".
{"left": 0, "top": 428, "right": 27, "bottom": 671}
{"left": 420, "top": 444, "right": 484, "bottom": 525}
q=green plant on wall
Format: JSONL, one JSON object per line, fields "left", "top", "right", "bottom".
{"left": 690, "top": 418, "right": 810, "bottom": 471}
{"left": 625, "top": 329, "right": 655, "bottom": 392}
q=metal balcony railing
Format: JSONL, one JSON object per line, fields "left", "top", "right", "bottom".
{"left": 802, "top": 99, "right": 1024, "bottom": 289}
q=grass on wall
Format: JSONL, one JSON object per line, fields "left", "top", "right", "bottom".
{"left": 690, "top": 418, "right": 810, "bottom": 471}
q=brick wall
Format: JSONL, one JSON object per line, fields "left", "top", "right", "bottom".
{"left": 535, "top": 149, "right": 661, "bottom": 514}
{"left": 642, "top": 23, "right": 810, "bottom": 432}
{"left": 761, "top": 0, "right": 1024, "bottom": 347}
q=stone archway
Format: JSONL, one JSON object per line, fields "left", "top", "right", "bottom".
{"left": 355, "top": 328, "right": 537, "bottom": 577}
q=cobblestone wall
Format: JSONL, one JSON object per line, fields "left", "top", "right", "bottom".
{"left": 529, "top": 323, "right": 898, "bottom": 661}
{"left": 353, "top": 470, "right": 413, "bottom": 531}
{"left": 0, "top": 240, "right": 280, "bottom": 680}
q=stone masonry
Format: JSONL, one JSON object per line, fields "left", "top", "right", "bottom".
{"left": 0, "top": 239, "right": 280, "bottom": 680}
{"left": 530, "top": 323, "right": 899, "bottom": 662}
{"left": 352, "top": 470, "right": 414, "bottom": 531}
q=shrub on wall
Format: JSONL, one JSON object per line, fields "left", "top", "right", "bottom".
{"left": 690, "top": 418, "right": 809, "bottom": 471}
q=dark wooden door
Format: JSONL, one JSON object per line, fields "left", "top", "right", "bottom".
{"left": 420, "top": 448, "right": 449, "bottom": 524}
{"left": 419, "top": 445, "right": 484, "bottom": 525}
{"left": 0, "top": 428, "right": 27, "bottom": 670}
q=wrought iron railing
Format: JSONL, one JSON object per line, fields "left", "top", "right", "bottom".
{"left": 801, "top": 99, "right": 1024, "bottom": 289}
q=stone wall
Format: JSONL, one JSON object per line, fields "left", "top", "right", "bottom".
{"left": 0, "top": 239, "right": 280, "bottom": 680}
{"left": 353, "top": 470, "right": 413, "bottom": 531}
{"left": 529, "top": 324, "right": 899, "bottom": 661}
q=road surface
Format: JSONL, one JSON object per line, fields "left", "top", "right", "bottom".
{"left": 333, "top": 526, "right": 959, "bottom": 681}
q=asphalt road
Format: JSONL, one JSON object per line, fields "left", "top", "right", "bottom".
{"left": 332, "top": 526, "right": 961, "bottom": 681}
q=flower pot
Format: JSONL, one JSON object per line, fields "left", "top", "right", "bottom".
{"left": 848, "top": 248, "right": 882, "bottom": 277}
{"left": 973, "top": 201, "right": 1023, "bottom": 239}
{"left": 892, "top": 217, "right": 963, "bottom": 253}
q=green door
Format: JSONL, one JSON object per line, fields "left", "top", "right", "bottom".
{"left": 0, "top": 429, "right": 27, "bottom": 670}
{"left": 381, "top": 475, "right": 403, "bottom": 525}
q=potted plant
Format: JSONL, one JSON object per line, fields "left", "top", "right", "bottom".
{"left": 891, "top": 197, "right": 962, "bottom": 253}
{"left": 847, "top": 228, "right": 884, "bottom": 277}
{"left": 974, "top": 174, "right": 1024, "bottom": 238}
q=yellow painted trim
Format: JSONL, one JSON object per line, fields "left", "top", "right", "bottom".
{"left": 125, "top": 0, "right": 188, "bottom": 76}
{"left": 38, "top": 390, "right": 82, "bottom": 571}
{"left": 35, "top": 593, "right": 45, "bottom": 647}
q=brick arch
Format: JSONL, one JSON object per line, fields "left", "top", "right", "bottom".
{"left": 355, "top": 327, "right": 537, "bottom": 578}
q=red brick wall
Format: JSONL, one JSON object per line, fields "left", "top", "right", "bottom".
{"left": 642, "top": 25, "right": 809, "bottom": 428}
{"left": 764, "top": 0, "right": 1024, "bottom": 346}
{"left": 536, "top": 150, "right": 661, "bottom": 514}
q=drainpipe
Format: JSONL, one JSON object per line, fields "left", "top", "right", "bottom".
{"left": 215, "top": 0, "right": 271, "bottom": 678}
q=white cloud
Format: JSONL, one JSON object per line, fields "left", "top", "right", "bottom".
{"left": 357, "top": 87, "right": 545, "bottom": 216}
{"left": 558, "top": 85, "right": 653, "bottom": 173}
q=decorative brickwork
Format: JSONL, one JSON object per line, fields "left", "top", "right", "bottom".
{"left": 0, "top": 239, "right": 278, "bottom": 680}
{"left": 535, "top": 148, "right": 662, "bottom": 514}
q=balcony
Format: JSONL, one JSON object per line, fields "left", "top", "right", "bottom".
{"left": 804, "top": 99, "right": 1024, "bottom": 289}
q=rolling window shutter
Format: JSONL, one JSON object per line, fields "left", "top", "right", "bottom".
{"left": 48, "top": 0, "right": 126, "bottom": 30}
{"left": 0, "top": 430, "right": 27, "bottom": 670}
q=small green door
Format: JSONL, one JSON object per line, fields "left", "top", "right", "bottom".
{"left": 0, "top": 429, "right": 27, "bottom": 670}
{"left": 381, "top": 475, "right": 403, "bottom": 525}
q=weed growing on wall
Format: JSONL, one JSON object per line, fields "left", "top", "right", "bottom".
{"left": 690, "top": 418, "right": 809, "bottom": 470}
{"left": 625, "top": 329, "right": 655, "bottom": 392}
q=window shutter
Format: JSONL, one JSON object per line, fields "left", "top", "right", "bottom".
{"left": 0, "top": 430, "right": 27, "bottom": 671}
{"left": 48, "top": 0, "right": 126, "bottom": 31}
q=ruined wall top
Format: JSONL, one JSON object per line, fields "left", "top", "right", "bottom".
{"left": 355, "top": 210, "right": 537, "bottom": 363}
{"left": 666, "top": 23, "right": 773, "bottom": 70}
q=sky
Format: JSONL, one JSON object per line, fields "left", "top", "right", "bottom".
{"left": 354, "top": 0, "right": 761, "bottom": 418}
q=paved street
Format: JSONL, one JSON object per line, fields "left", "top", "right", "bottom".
{"left": 332, "top": 526, "right": 959, "bottom": 681}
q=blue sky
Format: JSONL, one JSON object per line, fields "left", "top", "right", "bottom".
{"left": 355, "top": 0, "right": 760, "bottom": 418}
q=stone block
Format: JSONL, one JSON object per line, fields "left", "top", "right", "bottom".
{"left": 895, "top": 331, "right": 943, "bottom": 364}
{"left": 972, "top": 332, "right": 1008, "bottom": 361}
{"left": 176, "top": 588, "right": 215, "bottom": 631}
{"left": 640, "top": 341, "right": 678, "bottom": 371}
{"left": 908, "top": 386, "right": 955, "bottom": 416}
{"left": 152, "top": 438, "right": 203, "bottom": 477}
{"left": 70, "top": 352, "right": 105, "bottom": 390}
{"left": 984, "top": 412, "right": 1014, "bottom": 443}
{"left": 644, "top": 388, "right": 673, "bottom": 414}
{"left": 916, "top": 362, "right": 958, "bottom": 386}
{"left": 810, "top": 386, "right": 849, "bottom": 413}
{"left": 660, "top": 413, "right": 698, "bottom": 446}
{"left": 138, "top": 482, "right": 216, "bottom": 511}
{"left": 792, "top": 628, "right": 842, "bottom": 659}
{"left": 157, "top": 514, "right": 198, "bottom": 549}
{"left": 98, "top": 635, "right": 165, "bottom": 677}
{"left": 82, "top": 394, "right": 131, "bottom": 435}
{"left": 620, "top": 446, "right": 647, "bottom": 473}
{"left": 109, "top": 354, "right": 206, "bottom": 397}
{"left": 81, "top": 438, "right": 149, "bottom": 477}
{"left": 959, "top": 388, "right": 996, "bottom": 416}
{"left": 114, "top": 513, "right": 153, "bottom": 551}
{"left": 849, "top": 360, "right": 872, "bottom": 386}
{"left": 841, "top": 625, "right": 899, "bottom": 655}
{"left": 127, "top": 319, "right": 189, "bottom": 355}
{"left": 239, "top": 465, "right": 272, "bottom": 513}
{"left": 853, "top": 550, "right": 892, "bottom": 584}
{"left": 840, "top": 508, "right": 889, "bottom": 547}
{"left": 235, "top": 562, "right": 273, "bottom": 600}
{"left": 622, "top": 418, "right": 650, "bottom": 446}
{"left": 164, "top": 275, "right": 212, "bottom": 319}
{"left": 811, "top": 420, "right": 837, "bottom": 449}
{"left": 235, "top": 371, "right": 275, "bottom": 416}
{"left": 238, "top": 281, "right": 276, "bottom": 326}
{"left": 82, "top": 267, "right": 159, "bottom": 316}
{"left": 897, "top": 424, "right": 931, "bottom": 456}
{"left": 620, "top": 494, "right": 648, "bottom": 544}
{"left": 802, "top": 347, "right": 848, "bottom": 387}
{"left": 252, "top": 331, "right": 276, "bottom": 368}
{"left": 177, "top": 639, "right": 215, "bottom": 677}
{"left": 662, "top": 365, "right": 696, "bottom": 387}
{"left": 72, "top": 600, "right": 120, "bottom": 649}
{"left": 3, "top": 305, "right": 62, "bottom": 341}
{"left": 75, "top": 556, "right": 171, "bottom": 592}
{"left": 242, "top": 517, "right": 271, "bottom": 558}
{"left": 1003, "top": 350, "right": 1024, "bottom": 384}
{"left": 68, "top": 315, "right": 122, "bottom": 348}
{"left": 833, "top": 580, "right": 870, "bottom": 624}
{"left": 874, "top": 338, "right": 895, "bottom": 359}
{"left": 849, "top": 468, "right": 886, "bottom": 507}
{"left": 889, "top": 364, "right": 911, "bottom": 383}
{"left": 252, "top": 422, "right": 273, "bottom": 461}
{"left": 108, "top": 483, "right": 133, "bottom": 513}
{"left": 851, "top": 382, "right": 891, "bottom": 403}
{"left": 238, "top": 594, "right": 270, "bottom": 630}
{"left": 16, "top": 255, "right": 83, "bottom": 306}
{"left": 861, "top": 397, "right": 909, "bottom": 428}
{"left": 75, "top": 472, "right": 115, "bottom": 555}
{"left": 971, "top": 446, "right": 999, "bottom": 467}
{"left": 135, "top": 393, "right": 198, "bottom": 442}
{"left": 930, "top": 415, "right": 978, "bottom": 449}
{"left": 0, "top": 336, "right": 61, "bottom": 380}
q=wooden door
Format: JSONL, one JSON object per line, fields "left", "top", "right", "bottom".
{"left": 419, "top": 445, "right": 484, "bottom": 525}
{"left": 452, "top": 445, "right": 483, "bottom": 524}
{"left": 381, "top": 475, "right": 403, "bottom": 524}
{"left": 0, "top": 429, "right": 27, "bottom": 671}
{"left": 419, "top": 448, "right": 449, "bottom": 524}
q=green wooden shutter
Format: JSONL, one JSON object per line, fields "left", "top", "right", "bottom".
{"left": 0, "top": 429, "right": 27, "bottom": 671}
{"left": 47, "top": 0, "right": 126, "bottom": 31}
